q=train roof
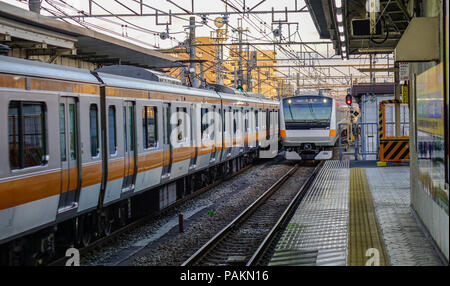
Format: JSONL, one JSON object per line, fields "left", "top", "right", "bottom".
{"left": 284, "top": 93, "right": 334, "bottom": 100}
{"left": 95, "top": 65, "right": 182, "bottom": 86}
{"left": 0, "top": 55, "right": 99, "bottom": 84}
{"left": 0, "top": 55, "right": 278, "bottom": 105}
{"left": 97, "top": 71, "right": 221, "bottom": 99}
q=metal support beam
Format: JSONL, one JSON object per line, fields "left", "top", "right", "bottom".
{"left": 49, "top": 9, "right": 309, "bottom": 19}
{"left": 193, "top": 41, "right": 332, "bottom": 47}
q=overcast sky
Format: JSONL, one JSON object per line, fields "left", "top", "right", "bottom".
{"left": 2, "top": 0, "right": 393, "bottom": 94}
{"left": 3, "top": 0, "right": 323, "bottom": 51}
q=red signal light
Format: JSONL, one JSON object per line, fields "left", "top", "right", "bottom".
{"left": 345, "top": 94, "right": 352, "bottom": 106}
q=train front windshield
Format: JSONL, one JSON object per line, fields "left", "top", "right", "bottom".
{"left": 283, "top": 96, "right": 332, "bottom": 129}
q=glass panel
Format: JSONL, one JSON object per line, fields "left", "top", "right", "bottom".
{"left": 143, "top": 106, "right": 158, "bottom": 149}
{"left": 245, "top": 110, "right": 249, "bottom": 131}
{"left": 8, "top": 101, "right": 46, "bottom": 169}
{"left": 176, "top": 107, "right": 187, "bottom": 141}
{"left": 23, "top": 103, "right": 45, "bottom": 168}
{"left": 129, "top": 106, "right": 134, "bottom": 152}
{"left": 164, "top": 106, "right": 172, "bottom": 144}
{"left": 60, "top": 104, "right": 66, "bottom": 161}
{"left": 108, "top": 106, "right": 117, "bottom": 155}
{"left": 233, "top": 110, "right": 237, "bottom": 134}
{"left": 123, "top": 106, "right": 127, "bottom": 152}
{"left": 142, "top": 107, "right": 148, "bottom": 148}
{"left": 201, "top": 108, "right": 208, "bottom": 139}
{"left": 69, "top": 104, "right": 76, "bottom": 160}
{"left": 8, "top": 101, "right": 20, "bottom": 169}
{"left": 89, "top": 104, "right": 99, "bottom": 157}
{"left": 283, "top": 96, "right": 332, "bottom": 129}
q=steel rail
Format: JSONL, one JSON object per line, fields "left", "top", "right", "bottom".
{"left": 48, "top": 163, "right": 254, "bottom": 266}
{"left": 181, "top": 163, "right": 300, "bottom": 266}
{"left": 246, "top": 160, "right": 324, "bottom": 266}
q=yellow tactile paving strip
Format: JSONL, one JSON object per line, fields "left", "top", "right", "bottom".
{"left": 348, "top": 168, "right": 389, "bottom": 266}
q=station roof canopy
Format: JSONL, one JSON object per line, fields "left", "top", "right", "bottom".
{"left": 0, "top": 2, "right": 182, "bottom": 69}
{"left": 351, "top": 82, "right": 395, "bottom": 97}
{"left": 306, "top": 0, "right": 412, "bottom": 56}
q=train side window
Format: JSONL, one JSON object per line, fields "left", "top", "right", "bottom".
{"left": 89, "top": 104, "right": 100, "bottom": 157}
{"left": 201, "top": 108, "right": 209, "bottom": 139}
{"left": 108, "top": 106, "right": 117, "bottom": 155}
{"left": 69, "top": 104, "right": 76, "bottom": 160}
{"left": 164, "top": 105, "right": 170, "bottom": 145}
{"left": 8, "top": 101, "right": 47, "bottom": 170}
{"left": 123, "top": 107, "right": 128, "bottom": 152}
{"left": 233, "top": 110, "right": 237, "bottom": 134}
{"left": 245, "top": 110, "right": 249, "bottom": 131}
{"left": 59, "top": 103, "right": 66, "bottom": 161}
{"left": 143, "top": 106, "right": 158, "bottom": 149}
{"left": 176, "top": 107, "right": 187, "bottom": 142}
{"left": 128, "top": 105, "right": 135, "bottom": 152}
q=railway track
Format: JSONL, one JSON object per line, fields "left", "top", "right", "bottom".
{"left": 181, "top": 161, "right": 323, "bottom": 266}
{"left": 48, "top": 163, "right": 255, "bottom": 266}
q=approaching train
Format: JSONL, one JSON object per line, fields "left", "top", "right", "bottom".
{"left": 0, "top": 55, "right": 279, "bottom": 265}
{"left": 280, "top": 92, "right": 349, "bottom": 160}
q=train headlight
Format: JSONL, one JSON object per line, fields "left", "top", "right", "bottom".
{"left": 287, "top": 99, "right": 292, "bottom": 104}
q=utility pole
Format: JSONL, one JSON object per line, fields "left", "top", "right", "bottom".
{"left": 188, "top": 16, "right": 197, "bottom": 87}
{"left": 215, "top": 37, "right": 224, "bottom": 85}
{"left": 237, "top": 18, "right": 244, "bottom": 90}
{"left": 247, "top": 50, "right": 257, "bottom": 92}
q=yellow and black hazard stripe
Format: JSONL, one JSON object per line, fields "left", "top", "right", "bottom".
{"left": 379, "top": 102, "right": 384, "bottom": 139}
{"left": 380, "top": 139, "right": 410, "bottom": 162}
{"left": 381, "top": 99, "right": 404, "bottom": 104}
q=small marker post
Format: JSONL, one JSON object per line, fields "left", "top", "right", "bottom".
{"left": 178, "top": 213, "right": 184, "bottom": 233}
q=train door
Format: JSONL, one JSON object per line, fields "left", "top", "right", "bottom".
{"left": 58, "top": 96, "right": 80, "bottom": 213}
{"left": 170, "top": 102, "right": 192, "bottom": 178}
{"left": 122, "top": 101, "right": 136, "bottom": 192}
{"left": 161, "top": 103, "right": 172, "bottom": 179}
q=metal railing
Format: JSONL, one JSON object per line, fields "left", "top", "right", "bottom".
{"left": 356, "top": 122, "right": 380, "bottom": 160}
{"left": 338, "top": 122, "right": 380, "bottom": 161}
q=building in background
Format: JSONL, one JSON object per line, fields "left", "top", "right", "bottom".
{"left": 163, "top": 36, "right": 283, "bottom": 99}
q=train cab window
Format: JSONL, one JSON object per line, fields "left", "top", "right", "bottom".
{"left": 8, "top": 101, "right": 47, "bottom": 170}
{"left": 89, "top": 104, "right": 100, "bottom": 157}
{"left": 143, "top": 106, "right": 158, "bottom": 149}
{"left": 108, "top": 106, "right": 117, "bottom": 155}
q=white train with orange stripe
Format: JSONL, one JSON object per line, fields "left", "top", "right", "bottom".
{"left": 280, "top": 92, "right": 349, "bottom": 160}
{"left": 0, "top": 55, "right": 279, "bottom": 265}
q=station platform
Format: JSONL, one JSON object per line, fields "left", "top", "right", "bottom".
{"left": 269, "top": 160, "right": 445, "bottom": 266}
